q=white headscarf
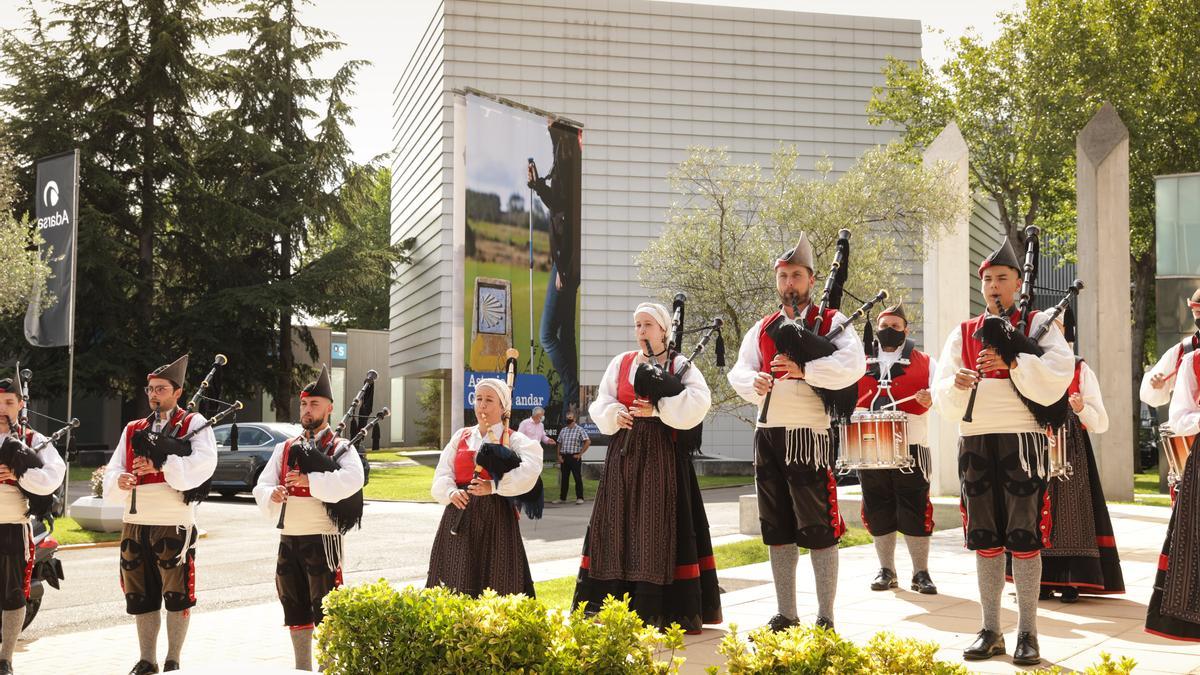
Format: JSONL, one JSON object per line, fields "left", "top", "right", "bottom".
{"left": 633, "top": 302, "right": 671, "bottom": 333}
{"left": 474, "top": 378, "right": 511, "bottom": 413}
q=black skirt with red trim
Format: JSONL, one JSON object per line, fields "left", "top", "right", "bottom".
{"left": 1146, "top": 455, "right": 1200, "bottom": 642}
{"left": 572, "top": 423, "right": 722, "bottom": 632}
{"left": 1036, "top": 427, "right": 1125, "bottom": 594}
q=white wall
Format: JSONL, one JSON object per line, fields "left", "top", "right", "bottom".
{"left": 391, "top": 0, "right": 922, "bottom": 454}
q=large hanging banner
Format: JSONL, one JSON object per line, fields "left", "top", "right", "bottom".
{"left": 25, "top": 150, "right": 79, "bottom": 348}
{"left": 462, "top": 93, "right": 582, "bottom": 428}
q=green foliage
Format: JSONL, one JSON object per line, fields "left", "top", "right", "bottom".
{"left": 637, "top": 144, "right": 966, "bottom": 420}
{"left": 0, "top": 140, "right": 48, "bottom": 317}
{"left": 1033, "top": 651, "right": 1136, "bottom": 675}
{"left": 316, "top": 582, "right": 684, "bottom": 675}
{"left": 710, "top": 624, "right": 966, "bottom": 675}
{"left": 416, "top": 378, "right": 443, "bottom": 447}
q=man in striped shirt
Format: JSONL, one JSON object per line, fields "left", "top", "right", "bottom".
{"left": 554, "top": 411, "right": 590, "bottom": 504}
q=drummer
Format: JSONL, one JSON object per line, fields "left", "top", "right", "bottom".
{"left": 1139, "top": 287, "right": 1200, "bottom": 409}
{"left": 854, "top": 302, "right": 938, "bottom": 595}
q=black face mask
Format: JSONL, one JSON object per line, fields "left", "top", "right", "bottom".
{"left": 876, "top": 326, "right": 906, "bottom": 349}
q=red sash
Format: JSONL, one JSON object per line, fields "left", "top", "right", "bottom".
{"left": 124, "top": 409, "right": 194, "bottom": 486}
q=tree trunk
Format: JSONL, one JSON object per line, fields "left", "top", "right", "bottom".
{"left": 1131, "top": 249, "right": 1155, "bottom": 465}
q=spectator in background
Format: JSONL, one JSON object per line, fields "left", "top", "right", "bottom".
{"left": 554, "top": 411, "right": 590, "bottom": 504}
{"left": 517, "top": 407, "right": 555, "bottom": 453}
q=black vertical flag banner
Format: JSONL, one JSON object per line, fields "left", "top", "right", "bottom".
{"left": 24, "top": 150, "right": 79, "bottom": 348}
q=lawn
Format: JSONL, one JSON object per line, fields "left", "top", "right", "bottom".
{"left": 363, "top": 464, "right": 754, "bottom": 502}
{"left": 533, "top": 526, "right": 875, "bottom": 612}
{"left": 52, "top": 516, "right": 120, "bottom": 546}
{"left": 1133, "top": 471, "right": 1173, "bottom": 507}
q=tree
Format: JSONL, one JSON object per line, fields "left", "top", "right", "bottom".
{"left": 0, "top": 139, "right": 49, "bottom": 316}
{"left": 304, "top": 164, "right": 413, "bottom": 331}
{"left": 637, "top": 144, "right": 967, "bottom": 421}
{"left": 0, "top": 0, "right": 222, "bottom": 410}
{"left": 867, "top": 0, "right": 1200, "bottom": 430}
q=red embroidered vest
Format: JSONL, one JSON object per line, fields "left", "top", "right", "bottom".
{"left": 857, "top": 343, "right": 932, "bottom": 415}
{"left": 615, "top": 350, "right": 678, "bottom": 407}
{"left": 453, "top": 428, "right": 499, "bottom": 486}
{"left": 757, "top": 305, "right": 839, "bottom": 375}
{"left": 280, "top": 429, "right": 339, "bottom": 497}
{"left": 124, "top": 408, "right": 194, "bottom": 486}
{"left": 960, "top": 310, "right": 1039, "bottom": 381}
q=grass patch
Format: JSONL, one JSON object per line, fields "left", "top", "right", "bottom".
{"left": 533, "top": 575, "right": 577, "bottom": 612}
{"left": 363, "top": 465, "right": 437, "bottom": 501}
{"left": 68, "top": 464, "right": 103, "bottom": 483}
{"left": 1135, "top": 471, "right": 1164, "bottom": 494}
{"left": 541, "top": 465, "right": 751, "bottom": 501}
{"left": 532, "top": 526, "right": 875, "bottom": 612}
{"left": 52, "top": 516, "right": 121, "bottom": 545}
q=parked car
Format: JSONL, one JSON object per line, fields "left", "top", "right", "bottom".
{"left": 210, "top": 423, "right": 301, "bottom": 497}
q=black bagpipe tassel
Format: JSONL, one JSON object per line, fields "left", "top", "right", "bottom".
{"left": 371, "top": 421, "right": 380, "bottom": 452}
{"left": 229, "top": 416, "right": 239, "bottom": 453}
{"left": 1063, "top": 304, "right": 1077, "bottom": 344}
{"left": 861, "top": 313, "right": 874, "bottom": 355}
{"left": 714, "top": 330, "right": 726, "bottom": 368}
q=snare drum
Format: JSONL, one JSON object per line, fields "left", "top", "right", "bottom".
{"left": 1159, "top": 423, "right": 1195, "bottom": 486}
{"left": 837, "top": 410, "right": 911, "bottom": 473}
{"left": 1047, "top": 426, "right": 1072, "bottom": 480}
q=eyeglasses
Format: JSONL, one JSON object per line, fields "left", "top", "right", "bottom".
{"left": 144, "top": 385, "right": 173, "bottom": 395}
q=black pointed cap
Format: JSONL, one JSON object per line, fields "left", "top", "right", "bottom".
{"left": 301, "top": 364, "right": 334, "bottom": 401}
{"left": 147, "top": 354, "right": 188, "bottom": 389}
{"left": 978, "top": 236, "right": 1021, "bottom": 278}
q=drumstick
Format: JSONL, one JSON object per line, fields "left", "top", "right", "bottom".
{"left": 883, "top": 391, "right": 916, "bottom": 408}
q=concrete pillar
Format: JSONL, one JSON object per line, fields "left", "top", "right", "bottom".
{"left": 1076, "top": 103, "right": 1133, "bottom": 501}
{"left": 922, "top": 123, "right": 972, "bottom": 497}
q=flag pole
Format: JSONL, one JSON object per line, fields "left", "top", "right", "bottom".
{"left": 62, "top": 150, "right": 79, "bottom": 518}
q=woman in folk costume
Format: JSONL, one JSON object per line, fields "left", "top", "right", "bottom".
{"left": 426, "top": 378, "right": 542, "bottom": 597}
{"left": 1144, "top": 348, "right": 1200, "bottom": 642}
{"left": 1023, "top": 321, "right": 1124, "bottom": 602}
{"left": 574, "top": 302, "right": 720, "bottom": 633}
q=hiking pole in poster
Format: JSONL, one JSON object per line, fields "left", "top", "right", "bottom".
{"left": 527, "top": 157, "right": 537, "bottom": 371}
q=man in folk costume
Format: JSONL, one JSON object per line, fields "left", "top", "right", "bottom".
{"left": 103, "top": 355, "right": 218, "bottom": 675}
{"left": 1139, "top": 288, "right": 1200, "bottom": 408}
{"left": 1145, "top": 348, "right": 1200, "bottom": 642}
{"left": 932, "top": 238, "right": 1074, "bottom": 666}
{"left": 728, "top": 233, "right": 866, "bottom": 633}
{"left": 426, "top": 379, "right": 543, "bottom": 597}
{"left": 253, "top": 365, "right": 364, "bottom": 671}
{"left": 1030, "top": 324, "right": 1123, "bottom": 602}
{"left": 0, "top": 373, "right": 64, "bottom": 675}
{"left": 854, "top": 302, "right": 939, "bottom": 595}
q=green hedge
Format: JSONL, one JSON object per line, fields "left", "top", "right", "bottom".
{"left": 316, "top": 582, "right": 1138, "bottom": 675}
{"left": 315, "top": 582, "right": 685, "bottom": 674}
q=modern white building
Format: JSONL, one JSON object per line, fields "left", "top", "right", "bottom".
{"left": 389, "top": 0, "right": 924, "bottom": 456}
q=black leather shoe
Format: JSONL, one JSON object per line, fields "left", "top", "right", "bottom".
{"left": 0, "top": 659, "right": 13, "bottom": 674}
{"left": 129, "top": 661, "right": 159, "bottom": 675}
{"left": 1039, "top": 587, "right": 1055, "bottom": 600}
{"left": 870, "top": 567, "right": 898, "bottom": 591}
{"left": 962, "top": 629, "right": 1005, "bottom": 660}
{"left": 164, "top": 661, "right": 180, "bottom": 671}
{"left": 815, "top": 616, "right": 835, "bottom": 632}
{"left": 910, "top": 570, "right": 938, "bottom": 595}
{"left": 1059, "top": 587, "right": 1079, "bottom": 603}
{"left": 764, "top": 613, "right": 799, "bottom": 633}
{"left": 1013, "top": 631, "right": 1041, "bottom": 665}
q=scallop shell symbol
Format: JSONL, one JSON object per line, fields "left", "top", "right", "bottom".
{"left": 479, "top": 291, "right": 505, "bottom": 332}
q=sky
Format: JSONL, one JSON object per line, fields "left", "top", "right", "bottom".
{"left": 0, "top": 0, "right": 1018, "bottom": 164}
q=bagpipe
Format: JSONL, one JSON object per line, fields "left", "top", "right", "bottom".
{"left": 276, "top": 372, "right": 387, "bottom": 535}
{"left": 1, "top": 365, "right": 77, "bottom": 520}
{"left": 0, "top": 417, "right": 78, "bottom": 520}
{"left": 759, "top": 230, "right": 883, "bottom": 423}
{"left": 962, "top": 226, "right": 1083, "bottom": 430}
{"left": 624, "top": 292, "right": 726, "bottom": 455}
{"left": 130, "top": 355, "right": 242, "bottom": 513}
{"left": 451, "top": 349, "right": 544, "bottom": 536}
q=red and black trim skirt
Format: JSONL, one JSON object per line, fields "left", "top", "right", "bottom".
{"left": 573, "top": 419, "right": 722, "bottom": 633}
{"left": 1146, "top": 442, "right": 1200, "bottom": 642}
